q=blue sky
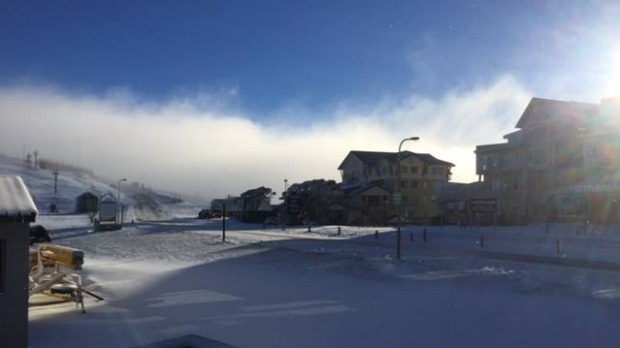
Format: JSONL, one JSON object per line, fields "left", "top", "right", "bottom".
{"left": 1, "top": 1, "right": 620, "bottom": 198}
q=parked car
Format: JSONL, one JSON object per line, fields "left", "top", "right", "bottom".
{"left": 198, "top": 209, "right": 213, "bottom": 219}
{"left": 30, "top": 225, "right": 52, "bottom": 245}
{"left": 263, "top": 216, "right": 278, "bottom": 226}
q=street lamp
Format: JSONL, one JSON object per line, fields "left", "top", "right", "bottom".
{"left": 117, "top": 178, "right": 127, "bottom": 224}
{"left": 396, "top": 136, "right": 420, "bottom": 260}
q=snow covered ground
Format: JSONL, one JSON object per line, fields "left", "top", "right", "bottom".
{"left": 28, "top": 215, "right": 620, "bottom": 348}
{"left": 5, "top": 155, "right": 620, "bottom": 347}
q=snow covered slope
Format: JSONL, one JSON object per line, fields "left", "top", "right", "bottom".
{"left": 0, "top": 153, "right": 199, "bottom": 220}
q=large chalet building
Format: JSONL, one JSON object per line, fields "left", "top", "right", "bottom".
{"left": 475, "top": 96, "right": 620, "bottom": 224}
{"left": 338, "top": 150, "right": 454, "bottom": 225}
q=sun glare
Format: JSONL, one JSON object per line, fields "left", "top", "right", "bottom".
{"left": 605, "top": 48, "right": 620, "bottom": 95}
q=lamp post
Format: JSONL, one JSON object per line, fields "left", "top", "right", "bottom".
{"left": 117, "top": 178, "right": 127, "bottom": 224}
{"left": 396, "top": 136, "right": 420, "bottom": 260}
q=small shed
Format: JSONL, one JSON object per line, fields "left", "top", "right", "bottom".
{"left": 75, "top": 191, "right": 99, "bottom": 213}
{"left": 0, "top": 176, "right": 38, "bottom": 348}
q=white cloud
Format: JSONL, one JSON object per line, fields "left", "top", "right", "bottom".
{"left": 0, "top": 76, "right": 531, "bottom": 201}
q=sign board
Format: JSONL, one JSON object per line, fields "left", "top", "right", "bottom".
{"left": 469, "top": 198, "right": 497, "bottom": 212}
{"left": 566, "top": 184, "right": 620, "bottom": 193}
{"left": 98, "top": 193, "right": 117, "bottom": 222}
{"left": 392, "top": 192, "right": 403, "bottom": 205}
{"left": 287, "top": 195, "right": 301, "bottom": 215}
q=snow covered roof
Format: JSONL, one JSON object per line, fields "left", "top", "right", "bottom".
{"left": 0, "top": 176, "right": 38, "bottom": 223}
{"left": 100, "top": 193, "right": 117, "bottom": 203}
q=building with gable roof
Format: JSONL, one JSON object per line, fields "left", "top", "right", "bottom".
{"left": 338, "top": 150, "right": 454, "bottom": 225}
{"left": 475, "top": 96, "right": 620, "bottom": 224}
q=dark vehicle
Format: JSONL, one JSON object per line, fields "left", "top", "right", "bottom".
{"left": 263, "top": 216, "right": 278, "bottom": 226}
{"left": 30, "top": 225, "right": 52, "bottom": 245}
{"left": 198, "top": 209, "right": 213, "bottom": 219}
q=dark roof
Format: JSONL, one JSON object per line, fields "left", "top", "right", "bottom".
{"left": 338, "top": 151, "right": 396, "bottom": 170}
{"left": 515, "top": 97, "right": 598, "bottom": 129}
{"left": 475, "top": 143, "right": 512, "bottom": 153}
{"left": 0, "top": 176, "right": 38, "bottom": 223}
{"left": 338, "top": 150, "right": 454, "bottom": 169}
{"left": 411, "top": 152, "right": 455, "bottom": 166}
{"left": 343, "top": 180, "right": 392, "bottom": 196}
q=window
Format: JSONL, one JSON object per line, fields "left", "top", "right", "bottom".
{"left": 367, "top": 195, "right": 380, "bottom": 206}
{"left": 411, "top": 180, "right": 418, "bottom": 188}
{"left": 411, "top": 166, "right": 418, "bottom": 174}
{"left": 431, "top": 167, "right": 444, "bottom": 176}
{"left": 529, "top": 148, "right": 548, "bottom": 166}
{"left": 401, "top": 166, "right": 408, "bottom": 174}
{"left": 401, "top": 180, "right": 408, "bottom": 188}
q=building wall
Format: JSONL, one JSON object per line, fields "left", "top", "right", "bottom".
{"left": 358, "top": 186, "right": 392, "bottom": 225}
{"left": 476, "top": 97, "right": 620, "bottom": 224}
{"left": 365, "top": 158, "right": 393, "bottom": 182}
{"left": 403, "top": 157, "right": 452, "bottom": 219}
{"left": 341, "top": 153, "right": 453, "bottom": 223}
{"left": 0, "top": 222, "right": 30, "bottom": 348}
{"left": 340, "top": 156, "right": 365, "bottom": 184}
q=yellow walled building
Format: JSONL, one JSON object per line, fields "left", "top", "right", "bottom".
{"left": 338, "top": 150, "right": 454, "bottom": 225}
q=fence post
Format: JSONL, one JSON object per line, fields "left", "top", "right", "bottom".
{"left": 423, "top": 228, "right": 427, "bottom": 243}
{"left": 338, "top": 226, "right": 341, "bottom": 236}
{"left": 375, "top": 230, "right": 379, "bottom": 239}
{"left": 222, "top": 204, "right": 226, "bottom": 242}
{"left": 410, "top": 232, "right": 413, "bottom": 243}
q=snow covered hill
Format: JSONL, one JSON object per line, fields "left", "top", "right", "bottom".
{"left": 0, "top": 153, "right": 200, "bottom": 221}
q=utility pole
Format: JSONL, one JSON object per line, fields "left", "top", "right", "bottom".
{"left": 25, "top": 154, "right": 32, "bottom": 169}
{"left": 222, "top": 204, "right": 227, "bottom": 242}
{"left": 33, "top": 150, "right": 38, "bottom": 170}
{"left": 53, "top": 169, "right": 59, "bottom": 194}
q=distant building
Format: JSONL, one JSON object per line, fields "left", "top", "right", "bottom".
{"left": 338, "top": 150, "right": 454, "bottom": 225}
{"left": 437, "top": 181, "right": 498, "bottom": 226}
{"left": 475, "top": 96, "right": 620, "bottom": 224}
{"left": 210, "top": 197, "right": 243, "bottom": 216}
{"left": 75, "top": 192, "right": 99, "bottom": 213}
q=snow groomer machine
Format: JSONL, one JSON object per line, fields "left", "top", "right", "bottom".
{"left": 29, "top": 243, "right": 102, "bottom": 313}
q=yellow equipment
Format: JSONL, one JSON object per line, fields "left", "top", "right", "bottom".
{"left": 29, "top": 244, "right": 89, "bottom": 313}
{"left": 30, "top": 244, "right": 84, "bottom": 271}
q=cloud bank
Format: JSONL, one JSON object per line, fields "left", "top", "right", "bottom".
{"left": 0, "top": 75, "right": 531, "bottom": 201}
